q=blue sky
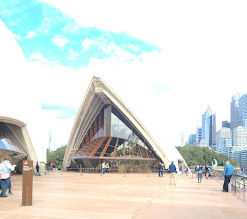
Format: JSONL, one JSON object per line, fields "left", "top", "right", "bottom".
{"left": 0, "top": 0, "right": 160, "bottom": 69}
{"left": 0, "top": 0, "right": 161, "bottom": 120}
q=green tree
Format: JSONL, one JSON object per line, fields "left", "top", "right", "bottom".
{"left": 229, "top": 159, "right": 238, "bottom": 166}
{"left": 176, "top": 145, "right": 230, "bottom": 167}
{"left": 47, "top": 145, "right": 66, "bottom": 169}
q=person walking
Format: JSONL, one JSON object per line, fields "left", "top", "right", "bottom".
{"left": 158, "top": 162, "right": 162, "bottom": 177}
{"left": 169, "top": 161, "right": 177, "bottom": 185}
{"left": 36, "top": 162, "right": 40, "bottom": 176}
{"left": 52, "top": 162, "right": 56, "bottom": 171}
{"left": 179, "top": 165, "right": 183, "bottom": 176}
{"left": 222, "top": 161, "right": 234, "bottom": 192}
{"left": 205, "top": 165, "right": 209, "bottom": 179}
{"left": 102, "top": 162, "right": 106, "bottom": 174}
{"left": 7, "top": 173, "right": 13, "bottom": 195}
{"left": 185, "top": 167, "right": 188, "bottom": 176}
{"left": 197, "top": 169, "right": 203, "bottom": 183}
{"left": 161, "top": 163, "right": 164, "bottom": 177}
{"left": 0, "top": 156, "right": 16, "bottom": 197}
{"left": 105, "top": 163, "right": 109, "bottom": 174}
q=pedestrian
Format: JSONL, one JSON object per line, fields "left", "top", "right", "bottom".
{"left": 161, "top": 163, "right": 164, "bottom": 177}
{"left": 222, "top": 161, "right": 234, "bottom": 192}
{"left": 0, "top": 156, "right": 16, "bottom": 197}
{"left": 169, "top": 161, "right": 176, "bottom": 185}
{"left": 52, "top": 162, "right": 55, "bottom": 171}
{"left": 209, "top": 164, "right": 213, "bottom": 177}
{"left": 202, "top": 164, "right": 206, "bottom": 176}
{"left": 8, "top": 173, "right": 13, "bottom": 195}
{"left": 102, "top": 162, "right": 105, "bottom": 174}
{"left": 47, "top": 161, "right": 50, "bottom": 172}
{"left": 36, "top": 162, "right": 40, "bottom": 176}
{"left": 185, "top": 167, "right": 189, "bottom": 176}
{"left": 205, "top": 165, "right": 209, "bottom": 179}
{"left": 195, "top": 164, "right": 199, "bottom": 172}
{"left": 158, "top": 162, "right": 162, "bottom": 177}
{"left": 197, "top": 169, "right": 203, "bottom": 183}
{"left": 179, "top": 165, "right": 183, "bottom": 176}
{"left": 105, "top": 163, "right": 109, "bottom": 173}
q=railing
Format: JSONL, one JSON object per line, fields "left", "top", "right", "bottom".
{"left": 200, "top": 169, "right": 247, "bottom": 203}
{"left": 230, "top": 174, "right": 247, "bottom": 202}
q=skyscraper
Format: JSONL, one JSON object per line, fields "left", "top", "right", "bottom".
{"left": 239, "top": 94, "right": 247, "bottom": 128}
{"left": 201, "top": 107, "right": 216, "bottom": 147}
{"left": 188, "top": 134, "right": 196, "bottom": 145}
{"left": 217, "top": 128, "right": 232, "bottom": 157}
{"left": 196, "top": 127, "right": 202, "bottom": 145}
{"left": 232, "top": 126, "right": 247, "bottom": 150}
{"left": 222, "top": 121, "right": 230, "bottom": 129}
{"left": 231, "top": 94, "right": 240, "bottom": 131}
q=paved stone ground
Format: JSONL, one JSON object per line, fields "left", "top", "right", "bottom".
{"left": 0, "top": 172, "right": 246, "bottom": 219}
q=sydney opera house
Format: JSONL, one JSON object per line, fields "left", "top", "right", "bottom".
{"left": 64, "top": 77, "right": 187, "bottom": 171}
{"left": 0, "top": 20, "right": 38, "bottom": 172}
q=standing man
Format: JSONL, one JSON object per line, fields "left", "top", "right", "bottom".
{"left": 36, "top": 162, "right": 40, "bottom": 176}
{"left": 158, "top": 162, "right": 162, "bottom": 177}
{"left": 169, "top": 161, "right": 177, "bottom": 185}
{"left": 222, "top": 161, "right": 234, "bottom": 192}
{"left": 0, "top": 156, "right": 16, "bottom": 197}
{"left": 102, "top": 162, "right": 105, "bottom": 175}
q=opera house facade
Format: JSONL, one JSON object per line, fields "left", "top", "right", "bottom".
{"left": 64, "top": 77, "right": 187, "bottom": 171}
{"left": 0, "top": 117, "right": 37, "bottom": 173}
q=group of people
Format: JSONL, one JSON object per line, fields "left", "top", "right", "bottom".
{"left": 167, "top": 160, "right": 234, "bottom": 193}
{"left": 101, "top": 162, "right": 110, "bottom": 174}
{"left": 195, "top": 164, "right": 213, "bottom": 183}
{"left": 0, "top": 156, "right": 16, "bottom": 197}
{"left": 158, "top": 162, "right": 165, "bottom": 177}
{"left": 47, "top": 161, "right": 56, "bottom": 172}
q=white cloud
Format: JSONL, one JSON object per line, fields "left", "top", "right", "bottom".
{"left": 81, "top": 39, "right": 95, "bottom": 50}
{"left": 82, "top": 39, "right": 139, "bottom": 62}
{"left": 25, "top": 30, "right": 36, "bottom": 39}
{"left": 30, "top": 53, "right": 48, "bottom": 63}
{"left": 62, "top": 22, "right": 82, "bottom": 33}
{"left": 52, "top": 34, "right": 69, "bottom": 48}
{"left": 68, "top": 48, "right": 79, "bottom": 59}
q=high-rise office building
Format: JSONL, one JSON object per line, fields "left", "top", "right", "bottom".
{"left": 196, "top": 127, "right": 202, "bottom": 145}
{"left": 202, "top": 107, "right": 216, "bottom": 147}
{"left": 222, "top": 121, "right": 230, "bottom": 129}
{"left": 239, "top": 94, "right": 247, "bottom": 128}
{"left": 232, "top": 126, "right": 247, "bottom": 150}
{"left": 231, "top": 94, "right": 240, "bottom": 131}
{"left": 217, "top": 128, "right": 232, "bottom": 156}
{"left": 188, "top": 134, "right": 196, "bottom": 145}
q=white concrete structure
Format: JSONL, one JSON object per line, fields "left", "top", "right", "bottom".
{"left": 64, "top": 77, "right": 187, "bottom": 170}
{"left": 0, "top": 19, "right": 38, "bottom": 170}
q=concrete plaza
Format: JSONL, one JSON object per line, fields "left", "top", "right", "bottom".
{"left": 0, "top": 172, "right": 247, "bottom": 219}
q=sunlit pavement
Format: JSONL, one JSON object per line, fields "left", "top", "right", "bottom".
{"left": 0, "top": 172, "right": 246, "bottom": 219}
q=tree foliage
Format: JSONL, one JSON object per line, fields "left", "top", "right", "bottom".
{"left": 229, "top": 158, "right": 238, "bottom": 166}
{"left": 47, "top": 145, "right": 66, "bottom": 169}
{"left": 176, "top": 145, "right": 237, "bottom": 167}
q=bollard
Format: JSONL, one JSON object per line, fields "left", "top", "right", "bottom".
{"left": 80, "top": 165, "right": 82, "bottom": 176}
{"left": 147, "top": 169, "right": 150, "bottom": 177}
{"left": 22, "top": 160, "right": 33, "bottom": 206}
{"left": 123, "top": 169, "right": 127, "bottom": 177}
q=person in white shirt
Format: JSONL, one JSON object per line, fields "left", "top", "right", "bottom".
{"left": 0, "top": 156, "right": 16, "bottom": 197}
{"left": 102, "top": 162, "right": 106, "bottom": 174}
